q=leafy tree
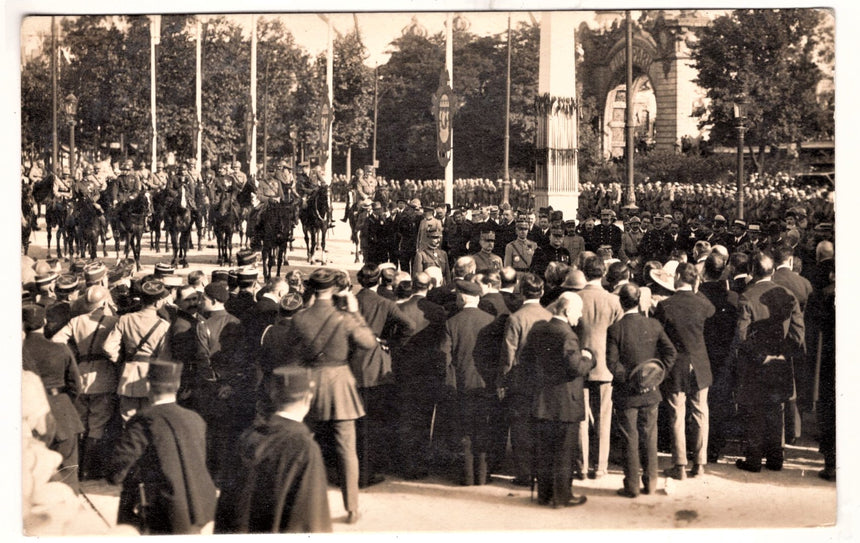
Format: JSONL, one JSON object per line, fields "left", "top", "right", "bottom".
{"left": 156, "top": 15, "right": 197, "bottom": 160}
{"left": 21, "top": 49, "right": 52, "bottom": 161}
{"left": 332, "top": 25, "right": 374, "bottom": 176}
{"left": 689, "top": 8, "right": 834, "bottom": 173}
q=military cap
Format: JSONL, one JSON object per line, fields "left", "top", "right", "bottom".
{"left": 34, "top": 268, "right": 58, "bottom": 287}
{"left": 148, "top": 360, "right": 183, "bottom": 387}
{"left": 71, "top": 258, "right": 88, "bottom": 275}
{"left": 583, "top": 217, "right": 595, "bottom": 225}
{"left": 140, "top": 279, "right": 168, "bottom": 302}
{"left": 663, "top": 214, "right": 674, "bottom": 222}
{"left": 550, "top": 210, "right": 564, "bottom": 222}
{"left": 22, "top": 303, "right": 46, "bottom": 330}
{"left": 408, "top": 198, "right": 422, "bottom": 209}
{"left": 628, "top": 216, "right": 642, "bottom": 224}
{"left": 271, "top": 366, "right": 315, "bottom": 402}
{"left": 426, "top": 224, "right": 442, "bottom": 237}
{"left": 279, "top": 291, "right": 304, "bottom": 314}
{"left": 713, "top": 214, "right": 727, "bottom": 224}
{"left": 454, "top": 278, "right": 482, "bottom": 297}
{"left": 237, "top": 268, "right": 258, "bottom": 287}
{"left": 56, "top": 274, "right": 80, "bottom": 293}
{"left": 121, "top": 159, "right": 133, "bottom": 171}
{"left": 600, "top": 208, "right": 615, "bottom": 218}
{"left": 84, "top": 261, "right": 108, "bottom": 284}
{"left": 549, "top": 226, "right": 565, "bottom": 237}
{"left": 211, "top": 269, "right": 230, "bottom": 283}
{"left": 640, "top": 211, "right": 652, "bottom": 220}
{"left": 204, "top": 281, "right": 230, "bottom": 303}
{"left": 538, "top": 207, "right": 550, "bottom": 218}
{"left": 154, "top": 262, "right": 175, "bottom": 278}
{"left": 308, "top": 268, "right": 339, "bottom": 290}
{"left": 814, "top": 222, "right": 833, "bottom": 233}
{"left": 479, "top": 229, "right": 496, "bottom": 240}
{"left": 236, "top": 249, "right": 257, "bottom": 267}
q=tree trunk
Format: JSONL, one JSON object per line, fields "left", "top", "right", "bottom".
{"left": 346, "top": 146, "right": 352, "bottom": 184}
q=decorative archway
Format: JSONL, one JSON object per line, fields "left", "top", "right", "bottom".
{"left": 603, "top": 75, "right": 657, "bottom": 159}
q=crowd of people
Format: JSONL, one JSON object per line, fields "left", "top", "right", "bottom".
{"left": 21, "top": 162, "right": 836, "bottom": 532}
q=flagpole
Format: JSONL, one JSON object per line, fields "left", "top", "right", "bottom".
{"left": 51, "top": 16, "right": 58, "bottom": 176}
{"left": 150, "top": 15, "right": 160, "bottom": 173}
{"left": 195, "top": 17, "right": 202, "bottom": 173}
{"left": 250, "top": 14, "right": 257, "bottom": 180}
{"left": 444, "top": 13, "right": 453, "bottom": 206}
{"left": 326, "top": 15, "right": 333, "bottom": 182}
{"left": 502, "top": 13, "right": 512, "bottom": 206}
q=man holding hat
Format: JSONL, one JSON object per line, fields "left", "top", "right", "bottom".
{"left": 608, "top": 284, "right": 677, "bottom": 497}
{"left": 103, "top": 279, "right": 172, "bottom": 422}
{"left": 23, "top": 303, "right": 85, "bottom": 492}
{"left": 52, "top": 285, "right": 119, "bottom": 480}
{"left": 109, "top": 360, "right": 217, "bottom": 534}
{"left": 217, "top": 367, "right": 332, "bottom": 533}
{"left": 291, "top": 268, "right": 378, "bottom": 523}
{"left": 504, "top": 216, "right": 538, "bottom": 273}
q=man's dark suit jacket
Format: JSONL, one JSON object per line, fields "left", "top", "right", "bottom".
{"left": 442, "top": 306, "right": 496, "bottom": 391}
{"left": 773, "top": 266, "right": 813, "bottom": 313}
{"left": 697, "top": 281, "right": 739, "bottom": 374}
{"left": 653, "top": 290, "right": 715, "bottom": 393}
{"left": 391, "top": 295, "right": 447, "bottom": 384}
{"left": 519, "top": 317, "right": 594, "bottom": 422}
{"left": 606, "top": 313, "right": 677, "bottom": 408}
{"left": 352, "top": 288, "right": 415, "bottom": 388}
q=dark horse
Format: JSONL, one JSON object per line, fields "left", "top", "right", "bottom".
{"left": 149, "top": 186, "right": 170, "bottom": 253}
{"left": 347, "top": 203, "right": 369, "bottom": 264}
{"left": 72, "top": 195, "right": 101, "bottom": 260}
{"left": 165, "top": 196, "right": 194, "bottom": 268}
{"left": 32, "top": 174, "right": 72, "bottom": 259}
{"left": 259, "top": 200, "right": 294, "bottom": 281}
{"left": 299, "top": 185, "right": 331, "bottom": 264}
{"left": 22, "top": 184, "right": 36, "bottom": 256}
{"left": 212, "top": 190, "right": 239, "bottom": 267}
{"left": 236, "top": 181, "right": 256, "bottom": 249}
{"left": 116, "top": 193, "right": 148, "bottom": 271}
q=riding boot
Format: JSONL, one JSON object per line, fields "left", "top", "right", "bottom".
{"left": 476, "top": 453, "right": 488, "bottom": 486}
{"left": 78, "top": 436, "right": 89, "bottom": 481}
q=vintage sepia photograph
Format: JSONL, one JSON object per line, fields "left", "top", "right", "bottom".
{"left": 15, "top": 1, "right": 846, "bottom": 538}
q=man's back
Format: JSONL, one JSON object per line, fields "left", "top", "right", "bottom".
{"left": 653, "top": 291, "right": 715, "bottom": 392}
{"left": 576, "top": 285, "right": 623, "bottom": 381}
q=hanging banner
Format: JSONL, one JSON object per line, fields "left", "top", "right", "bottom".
{"left": 431, "top": 68, "right": 457, "bottom": 168}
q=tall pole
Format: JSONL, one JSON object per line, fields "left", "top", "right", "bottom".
{"left": 736, "top": 95, "right": 747, "bottom": 220}
{"left": 150, "top": 15, "right": 160, "bottom": 173}
{"left": 249, "top": 14, "right": 258, "bottom": 179}
{"left": 625, "top": 10, "right": 635, "bottom": 207}
{"left": 51, "top": 16, "right": 58, "bottom": 176}
{"left": 502, "top": 13, "right": 512, "bottom": 206}
{"left": 372, "top": 65, "right": 378, "bottom": 169}
{"left": 444, "top": 13, "right": 453, "bottom": 206}
{"left": 195, "top": 17, "right": 202, "bottom": 173}
{"left": 325, "top": 15, "right": 333, "bottom": 181}
{"left": 263, "top": 59, "right": 269, "bottom": 176}
{"left": 69, "top": 117, "right": 76, "bottom": 179}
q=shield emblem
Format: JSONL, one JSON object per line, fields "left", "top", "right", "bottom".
{"left": 439, "top": 94, "right": 450, "bottom": 144}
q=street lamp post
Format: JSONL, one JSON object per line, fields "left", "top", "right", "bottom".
{"left": 63, "top": 93, "right": 79, "bottom": 179}
{"left": 733, "top": 93, "right": 748, "bottom": 221}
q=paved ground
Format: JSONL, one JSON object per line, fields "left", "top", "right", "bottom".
{"left": 21, "top": 202, "right": 844, "bottom": 536}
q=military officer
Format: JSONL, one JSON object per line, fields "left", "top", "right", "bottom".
{"left": 472, "top": 227, "right": 504, "bottom": 274}
{"left": 530, "top": 226, "right": 572, "bottom": 278}
{"left": 412, "top": 224, "right": 451, "bottom": 285}
{"left": 504, "top": 216, "right": 537, "bottom": 273}
{"left": 114, "top": 159, "right": 142, "bottom": 207}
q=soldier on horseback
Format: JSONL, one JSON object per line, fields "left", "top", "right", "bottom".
{"left": 341, "top": 166, "right": 377, "bottom": 223}
{"left": 76, "top": 164, "right": 111, "bottom": 240}
{"left": 114, "top": 159, "right": 142, "bottom": 209}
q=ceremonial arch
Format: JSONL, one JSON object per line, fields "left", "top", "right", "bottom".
{"left": 585, "top": 12, "right": 710, "bottom": 159}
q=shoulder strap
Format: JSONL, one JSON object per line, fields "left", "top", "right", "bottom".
{"left": 87, "top": 314, "right": 108, "bottom": 360}
{"left": 132, "top": 319, "right": 166, "bottom": 358}
{"left": 303, "top": 311, "right": 343, "bottom": 364}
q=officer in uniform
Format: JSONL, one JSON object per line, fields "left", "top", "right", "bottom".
{"left": 231, "top": 161, "right": 247, "bottom": 191}
{"left": 504, "top": 216, "right": 537, "bottom": 273}
{"left": 471, "top": 227, "right": 504, "bottom": 274}
{"left": 412, "top": 224, "right": 451, "bottom": 285}
{"left": 294, "top": 162, "right": 318, "bottom": 209}
{"left": 114, "top": 159, "right": 142, "bottom": 208}
{"left": 592, "top": 208, "right": 623, "bottom": 258}
{"left": 530, "top": 226, "right": 572, "bottom": 278}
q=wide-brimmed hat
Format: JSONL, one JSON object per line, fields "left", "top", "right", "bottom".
{"left": 649, "top": 268, "right": 676, "bottom": 292}
{"left": 629, "top": 359, "right": 666, "bottom": 395}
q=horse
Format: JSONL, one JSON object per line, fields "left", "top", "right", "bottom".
{"left": 211, "top": 191, "right": 240, "bottom": 267}
{"left": 299, "top": 184, "right": 332, "bottom": 264}
{"left": 149, "top": 186, "right": 170, "bottom": 253}
{"left": 71, "top": 195, "right": 101, "bottom": 260}
{"left": 235, "top": 180, "right": 256, "bottom": 249}
{"left": 21, "top": 184, "right": 36, "bottom": 256}
{"left": 116, "top": 193, "right": 148, "bottom": 271}
{"left": 32, "top": 174, "right": 72, "bottom": 259}
{"left": 164, "top": 193, "right": 194, "bottom": 268}
{"left": 101, "top": 177, "right": 124, "bottom": 258}
{"left": 347, "top": 203, "right": 370, "bottom": 264}
{"left": 259, "top": 200, "right": 294, "bottom": 281}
